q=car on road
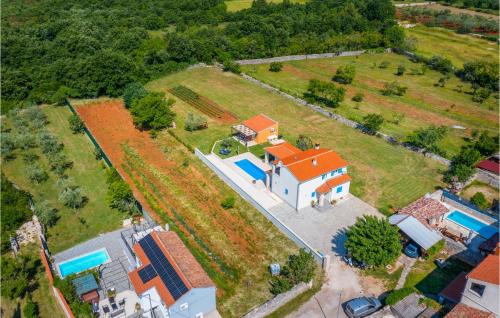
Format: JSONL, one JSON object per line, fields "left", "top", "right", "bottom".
{"left": 404, "top": 243, "right": 419, "bottom": 258}
{"left": 344, "top": 296, "right": 382, "bottom": 318}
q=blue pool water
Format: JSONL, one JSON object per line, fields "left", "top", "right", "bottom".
{"left": 235, "top": 159, "right": 266, "bottom": 181}
{"left": 58, "top": 249, "right": 110, "bottom": 278}
{"left": 446, "top": 210, "right": 498, "bottom": 238}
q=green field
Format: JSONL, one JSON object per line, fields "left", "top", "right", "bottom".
{"left": 2, "top": 106, "right": 125, "bottom": 253}
{"left": 406, "top": 25, "right": 499, "bottom": 67}
{"left": 147, "top": 66, "right": 445, "bottom": 213}
{"left": 239, "top": 52, "right": 498, "bottom": 158}
{"left": 225, "top": 0, "right": 307, "bottom": 12}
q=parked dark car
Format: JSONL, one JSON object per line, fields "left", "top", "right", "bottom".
{"left": 344, "top": 297, "right": 382, "bottom": 318}
{"left": 404, "top": 243, "right": 419, "bottom": 258}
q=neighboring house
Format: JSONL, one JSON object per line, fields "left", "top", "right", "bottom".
{"left": 475, "top": 154, "right": 499, "bottom": 189}
{"left": 129, "top": 230, "right": 216, "bottom": 318}
{"left": 388, "top": 214, "right": 442, "bottom": 251}
{"left": 264, "top": 142, "right": 350, "bottom": 210}
{"left": 398, "top": 196, "right": 449, "bottom": 228}
{"left": 232, "top": 114, "right": 278, "bottom": 146}
{"left": 390, "top": 292, "right": 437, "bottom": 318}
{"left": 440, "top": 254, "right": 499, "bottom": 317}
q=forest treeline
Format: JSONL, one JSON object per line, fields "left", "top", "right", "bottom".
{"left": 1, "top": 0, "right": 403, "bottom": 110}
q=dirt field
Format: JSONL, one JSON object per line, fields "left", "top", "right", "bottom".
{"left": 74, "top": 100, "right": 298, "bottom": 317}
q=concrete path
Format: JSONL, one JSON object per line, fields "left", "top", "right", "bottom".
{"left": 395, "top": 255, "right": 417, "bottom": 290}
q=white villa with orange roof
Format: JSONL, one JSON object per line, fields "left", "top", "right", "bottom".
{"left": 265, "top": 142, "right": 351, "bottom": 210}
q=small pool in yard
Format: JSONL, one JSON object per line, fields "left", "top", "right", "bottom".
{"left": 57, "top": 248, "right": 110, "bottom": 278}
{"left": 446, "top": 210, "right": 498, "bottom": 238}
{"left": 235, "top": 159, "right": 266, "bottom": 181}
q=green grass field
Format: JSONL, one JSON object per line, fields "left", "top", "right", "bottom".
{"left": 225, "top": 0, "right": 307, "bottom": 12}
{"left": 2, "top": 106, "right": 124, "bottom": 253}
{"left": 239, "top": 52, "right": 498, "bottom": 158}
{"left": 406, "top": 25, "right": 499, "bottom": 67}
{"left": 147, "top": 66, "right": 445, "bottom": 213}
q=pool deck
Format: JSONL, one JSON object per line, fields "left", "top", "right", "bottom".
{"left": 53, "top": 227, "right": 136, "bottom": 277}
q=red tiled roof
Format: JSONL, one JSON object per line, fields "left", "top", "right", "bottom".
{"left": 445, "top": 303, "right": 495, "bottom": 318}
{"left": 316, "top": 174, "right": 351, "bottom": 194}
{"left": 399, "top": 197, "right": 448, "bottom": 226}
{"left": 280, "top": 149, "right": 348, "bottom": 182}
{"left": 439, "top": 272, "right": 467, "bottom": 303}
{"left": 265, "top": 142, "right": 301, "bottom": 161}
{"left": 242, "top": 114, "right": 276, "bottom": 132}
{"left": 129, "top": 231, "right": 213, "bottom": 306}
{"left": 477, "top": 159, "right": 500, "bottom": 174}
{"left": 467, "top": 254, "right": 499, "bottom": 285}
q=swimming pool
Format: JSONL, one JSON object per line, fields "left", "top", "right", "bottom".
{"left": 57, "top": 248, "right": 110, "bottom": 278}
{"left": 235, "top": 159, "right": 266, "bottom": 181}
{"left": 446, "top": 210, "right": 498, "bottom": 238}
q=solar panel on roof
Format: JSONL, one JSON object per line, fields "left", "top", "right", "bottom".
{"left": 139, "top": 234, "right": 189, "bottom": 300}
{"left": 138, "top": 264, "right": 157, "bottom": 283}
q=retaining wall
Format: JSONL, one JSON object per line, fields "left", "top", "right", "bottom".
{"left": 236, "top": 49, "right": 378, "bottom": 65}
{"left": 194, "top": 148, "right": 327, "bottom": 266}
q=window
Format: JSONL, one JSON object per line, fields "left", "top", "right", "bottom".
{"left": 470, "top": 283, "right": 486, "bottom": 297}
{"left": 196, "top": 313, "right": 204, "bottom": 318}
{"left": 180, "top": 303, "right": 189, "bottom": 310}
{"left": 322, "top": 174, "right": 326, "bottom": 180}
{"left": 336, "top": 186, "right": 343, "bottom": 193}
{"left": 285, "top": 188, "right": 288, "bottom": 195}
{"left": 337, "top": 168, "right": 343, "bottom": 174}
{"left": 330, "top": 171, "right": 334, "bottom": 177}
{"left": 311, "top": 192, "right": 316, "bottom": 198}
{"left": 275, "top": 167, "right": 280, "bottom": 175}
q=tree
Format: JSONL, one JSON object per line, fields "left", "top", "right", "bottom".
{"left": 34, "top": 201, "right": 58, "bottom": 228}
{"left": 332, "top": 65, "right": 356, "bottom": 84}
{"left": 222, "top": 60, "right": 241, "bottom": 74}
{"left": 269, "top": 276, "right": 292, "bottom": 295}
{"left": 396, "top": 65, "right": 406, "bottom": 76}
{"left": 473, "top": 131, "right": 499, "bottom": 156}
{"left": 68, "top": 114, "right": 85, "bottom": 134}
{"left": 472, "top": 87, "right": 491, "bottom": 103}
{"left": 269, "top": 62, "right": 283, "bottom": 72}
{"left": 296, "top": 135, "right": 313, "bottom": 151}
{"left": 362, "top": 113, "right": 384, "bottom": 135}
{"left": 305, "top": 79, "right": 345, "bottom": 108}
{"left": 458, "top": 61, "right": 499, "bottom": 92}
{"left": 352, "top": 92, "right": 364, "bottom": 102}
{"left": 1, "top": 256, "right": 29, "bottom": 299}
{"left": 123, "top": 82, "right": 148, "bottom": 108}
{"left": 427, "top": 55, "right": 453, "bottom": 74}
{"left": 50, "top": 86, "right": 80, "bottom": 105}
{"left": 381, "top": 81, "right": 407, "bottom": 96}
{"left": 282, "top": 249, "right": 316, "bottom": 285}
{"left": 345, "top": 215, "right": 401, "bottom": 266}
{"left": 107, "top": 180, "right": 135, "bottom": 212}
{"left": 38, "top": 131, "right": 63, "bottom": 154}
{"left": 130, "top": 92, "right": 176, "bottom": 131}
{"left": 23, "top": 296, "right": 39, "bottom": 318}
{"left": 59, "top": 186, "right": 85, "bottom": 210}
{"left": 471, "top": 192, "right": 489, "bottom": 210}
{"left": 406, "top": 126, "right": 448, "bottom": 155}
{"left": 26, "top": 163, "right": 48, "bottom": 184}
{"left": 445, "top": 147, "right": 482, "bottom": 182}
{"left": 184, "top": 113, "right": 207, "bottom": 131}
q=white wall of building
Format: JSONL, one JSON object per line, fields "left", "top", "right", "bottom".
{"left": 270, "top": 164, "right": 299, "bottom": 208}
{"left": 461, "top": 278, "right": 499, "bottom": 316}
{"left": 139, "top": 287, "right": 170, "bottom": 318}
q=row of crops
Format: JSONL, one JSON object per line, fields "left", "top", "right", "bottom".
{"left": 169, "top": 85, "right": 237, "bottom": 120}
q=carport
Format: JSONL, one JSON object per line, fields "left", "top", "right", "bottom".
{"left": 389, "top": 214, "right": 442, "bottom": 250}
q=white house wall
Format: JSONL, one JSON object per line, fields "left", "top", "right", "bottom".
{"left": 461, "top": 278, "right": 499, "bottom": 316}
{"left": 296, "top": 167, "right": 349, "bottom": 210}
{"left": 271, "top": 166, "right": 299, "bottom": 209}
{"left": 169, "top": 287, "right": 217, "bottom": 318}
{"left": 139, "top": 287, "right": 170, "bottom": 318}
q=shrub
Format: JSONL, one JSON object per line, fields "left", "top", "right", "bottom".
{"left": 38, "top": 131, "right": 63, "bottom": 154}
{"left": 222, "top": 60, "right": 241, "bottom": 74}
{"left": 471, "top": 192, "right": 489, "bottom": 210}
{"left": 379, "top": 61, "right": 390, "bottom": 69}
{"left": 68, "top": 114, "right": 85, "bottom": 134}
{"left": 396, "top": 65, "right": 406, "bottom": 76}
{"left": 221, "top": 196, "right": 235, "bottom": 209}
{"left": 458, "top": 61, "right": 498, "bottom": 92}
{"left": 406, "top": 125, "right": 448, "bottom": 155}
{"left": 305, "top": 79, "right": 345, "bottom": 108}
{"left": 59, "top": 186, "right": 85, "bottom": 210}
{"left": 123, "top": 82, "right": 148, "bottom": 108}
{"left": 107, "top": 179, "right": 135, "bottom": 212}
{"left": 445, "top": 147, "right": 482, "bottom": 183}
{"left": 220, "top": 138, "right": 233, "bottom": 149}
{"left": 385, "top": 287, "right": 416, "bottom": 306}
{"left": 381, "top": 81, "right": 407, "bottom": 96}
{"left": 23, "top": 296, "right": 39, "bottom": 318}
{"left": 282, "top": 249, "right": 316, "bottom": 285}
{"left": 352, "top": 92, "right": 364, "bottom": 102}
{"left": 345, "top": 215, "right": 401, "bottom": 266}
{"left": 473, "top": 131, "right": 499, "bottom": 156}
{"left": 26, "top": 163, "right": 48, "bottom": 184}
{"left": 362, "top": 114, "right": 384, "bottom": 135}
{"left": 269, "top": 276, "right": 292, "bottom": 295}
{"left": 425, "top": 239, "right": 445, "bottom": 259}
{"left": 34, "top": 201, "right": 58, "bottom": 228}
{"left": 427, "top": 55, "right": 453, "bottom": 74}
{"left": 184, "top": 113, "right": 207, "bottom": 131}
{"left": 296, "top": 135, "right": 313, "bottom": 151}
{"left": 269, "top": 62, "right": 283, "bottom": 72}
{"left": 130, "top": 92, "right": 176, "bottom": 130}
{"left": 472, "top": 87, "right": 491, "bottom": 103}
{"left": 332, "top": 65, "right": 356, "bottom": 84}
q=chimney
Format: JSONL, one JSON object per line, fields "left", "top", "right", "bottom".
{"left": 314, "top": 143, "right": 320, "bottom": 150}
{"left": 312, "top": 158, "right": 317, "bottom": 166}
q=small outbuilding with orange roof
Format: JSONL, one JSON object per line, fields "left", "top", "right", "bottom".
{"left": 232, "top": 114, "right": 278, "bottom": 146}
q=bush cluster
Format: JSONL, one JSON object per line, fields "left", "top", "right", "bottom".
{"left": 269, "top": 249, "right": 316, "bottom": 295}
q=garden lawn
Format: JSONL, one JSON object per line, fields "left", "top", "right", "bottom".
{"left": 225, "top": 0, "right": 307, "bottom": 12}
{"left": 406, "top": 25, "right": 499, "bottom": 67}
{"left": 1, "top": 106, "right": 124, "bottom": 253}
{"left": 239, "top": 52, "right": 498, "bottom": 158}
{"left": 460, "top": 180, "right": 499, "bottom": 207}
{"left": 404, "top": 257, "right": 473, "bottom": 295}
{"left": 147, "top": 66, "right": 445, "bottom": 213}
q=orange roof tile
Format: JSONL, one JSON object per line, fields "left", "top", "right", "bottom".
{"left": 265, "top": 142, "right": 301, "bottom": 161}
{"left": 281, "top": 149, "right": 348, "bottom": 182}
{"left": 439, "top": 272, "right": 467, "bottom": 303}
{"left": 242, "top": 114, "right": 277, "bottom": 132}
{"left": 316, "top": 174, "right": 351, "bottom": 193}
{"left": 445, "top": 303, "right": 495, "bottom": 318}
{"left": 128, "top": 231, "right": 213, "bottom": 306}
{"left": 467, "top": 254, "right": 499, "bottom": 285}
